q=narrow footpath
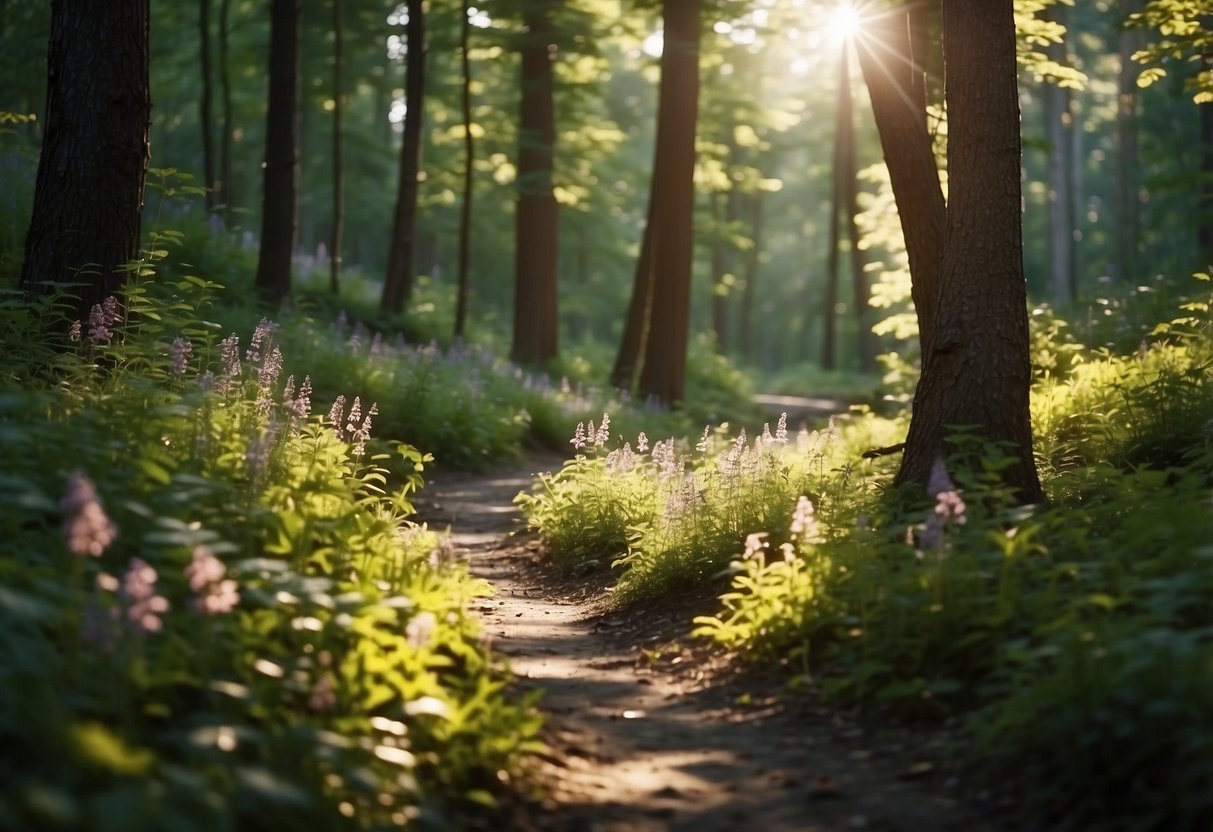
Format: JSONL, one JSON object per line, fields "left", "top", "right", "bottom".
{"left": 416, "top": 454, "right": 1008, "bottom": 832}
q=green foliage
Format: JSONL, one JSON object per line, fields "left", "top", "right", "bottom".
{"left": 1128, "top": 0, "right": 1213, "bottom": 102}
{"left": 0, "top": 271, "right": 542, "bottom": 830}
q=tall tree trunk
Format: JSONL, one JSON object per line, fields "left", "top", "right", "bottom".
{"left": 510, "top": 2, "right": 560, "bottom": 367}
{"left": 453, "top": 0, "right": 473, "bottom": 340}
{"left": 382, "top": 0, "right": 426, "bottom": 313}
{"left": 821, "top": 47, "right": 848, "bottom": 371}
{"left": 840, "top": 42, "right": 872, "bottom": 371}
{"left": 253, "top": 0, "right": 300, "bottom": 305}
{"left": 710, "top": 191, "right": 730, "bottom": 351}
{"left": 636, "top": 0, "right": 702, "bottom": 406}
{"left": 1042, "top": 6, "right": 1077, "bottom": 306}
{"left": 896, "top": 0, "right": 1043, "bottom": 503}
{"left": 329, "top": 0, "right": 344, "bottom": 295}
{"left": 855, "top": 4, "right": 946, "bottom": 346}
{"left": 218, "top": 0, "right": 233, "bottom": 214}
{"left": 20, "top": 0, "right": 151, "bottom": 323}
{"left": 738, "top": 190, "right": 764, "bottom": 361}
{"left": 1201, "top": 97, "right": 1213, "bottom": 262}
{"left": 198, "top": 0, "right": 216, "bottom": 213}
{"left": 1116, "top": 0, "right": 1143, "bottom": 282}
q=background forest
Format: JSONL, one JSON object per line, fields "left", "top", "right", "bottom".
{"left": 0, "top": 1, "right": 1211, "bottom": 831}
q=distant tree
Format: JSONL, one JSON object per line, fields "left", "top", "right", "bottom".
{"left": 253, "top": 0, "right": 301, "bottom": 305}
{"left": 454, "top": 0, "right": 473, "bottom": 340}
{"left": 510, "top": 0, "right": 560, "bottom": 366}
{"left": 614, "top": 0, "right": 701, "bottom": 405}
{"left": 329, "top": 0, "right": 345, "bottom": 294}
{"left": 382, "top": 0, "right": 426, "bottom": 314}
{"left": 217, "top": 0, "right": 234, "bottom": 214}
{"left": 737, "top": 190, "right": 764, "bottom": 361}
{"left": 1042, "top": 4, "right": 1078, "bottom": 305}
{"left": 20, "top": 0, "right": 151, "bottom": 322}
{"left": 198, "top": 0, "right": 217, "bottom": 213}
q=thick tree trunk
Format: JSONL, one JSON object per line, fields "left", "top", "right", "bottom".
{"left": 253, "top": 0, "right": 300, "bottom": 305}
{"left": 510, "top": 2, "right": 560, "bottom": 367}
{"left": 20, "top": 0, "right": 151, "bottom": 323}
{"left": 198, "top": 0, "right": 216, "bottom": 213}
{"left": 218, "top": 0, "right": 233, "bottom": 214}
{"left": 855, "top": 4, "right": 946, "bottom": 346}
{"left": 454, "top": 0, "right": 473, "bottom": 340}
{"left": 636, "top": 0, "right": 701, "bottom": 406}
{"left": 330, "top": 0, "right": 344, "bottom": 295}
{"left": 895, "top": 0, "right": 1043, "bottom": 503}
{"left": 382, "top": 0, "right": 426, "bottom": 313}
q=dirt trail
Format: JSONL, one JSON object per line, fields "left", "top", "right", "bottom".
{"left": 416, "top": 455, "right": 1006, "bottom": 832}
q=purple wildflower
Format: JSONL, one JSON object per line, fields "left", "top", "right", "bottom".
{"left": 245, "top": 317, "right": 277, "bottom": 365}
{"left": 350, "top": 402, "right": 378, "bottom": 456}
{"left": 570, "top": 422, "right": 586, "bottom": 450}
{"left": 185, "top": 545, "right": 240, "bottom": 615}
{"left": 60, "top": 470, "right": 117, "bottom": 557}
{"left": 327, "top": 395, "right": 346, "bottom": 437}
{"left": 118, "top": 557, "right": 170, "bottom": 634}
{"left": 170, "top": 337, "right": 192, "bottom": 375}
{"left": 636, "top": 432, "right": 649, "bottom": 453}
{"left": 219, "top": 334, "right": 241, "bottom": 379}
{"left": 87, "top": 303, "right": 112, "bottom": 345}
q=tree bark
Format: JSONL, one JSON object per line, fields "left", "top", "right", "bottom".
{"left": 382, "top": 0, "right": 426, "bottom": 313}
{"left": 821, "top": 47, "right": 848, "bottom": 371}
{"left": 198, "top": 0, "right": 216, "bottom": 213}
{"left": 895, "top": 0, "right": 1043, "bottom": 503}
{"left": 454, "top": 0, "right": 473, "bottom": 340}
{"left": 840, "top": 42, "right": 873, "bottom": 372}
{"left": 636, "top": 0, "right": 701, "bottom": 406}
{"left": 710, "top": 191, "right": 730, "bottom": 350}
{"left": 510, "top": 2, "right": 560, "bottom": 367}
{"left": 329, "top": 0, "right": 344, "bottom": 295}
{"left": 855, "top": 4, "right": 946, "bottom": 346}
{"left": 253, "top": 0, "right": 300, "bottom": 305}
{"left": 20, "top": 0, "right": 151, "bottom": 323}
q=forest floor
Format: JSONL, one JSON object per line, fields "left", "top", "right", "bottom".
{"left": 416, "top": 452, "right": 1015, "bottom": 832}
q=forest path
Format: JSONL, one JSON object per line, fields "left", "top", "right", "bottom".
{"left": 415, "top": 454, "right": 1004, "bottom": 832}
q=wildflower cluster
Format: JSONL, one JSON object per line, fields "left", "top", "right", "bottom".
{"left": 920, "top": 457, "right": 967, "bottom": 550}
{"left": 60, "top": 470, "right": 117, "bottom": 557}
{"left": 185, "top": 545, "right": 240, "bottom": 615}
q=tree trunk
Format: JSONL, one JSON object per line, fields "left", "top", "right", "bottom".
{"left": 218, "top": 0, "right": 233, "bottom": 214}
{"left": 20, "top": 0, "right": 151, "bottom": 323}
{"left": 895, "top": 0, "right": 1043, "bottom": 503}
{"left": 1116, "top": 0, "right": 1143, "bottom": 283}
{"left": 821, "top": 47, "right": 848, "bottom": 371}
{"left": 1042, "top": 6, "right": 1076, "bottom": 306}
{"left": 1201, "top": 96, "right": 1213, "bottom": 262}
{"left": 198, "top": 0, "right": 216, "bottom": 213}
{"left": 510, "top": 2, "right": 560, "bottom": 367}
{"left": 710, "top": 191, "right": 730, "bottom": 350}
{"left": 855, "top": 4, "right": 946, "bottom": 346}
{"left": 840, "top": 42, "right": 873, "bottom": 372}
{"left": 329, "top": 0, "right": 344, "bottom": 295}
{"left": 636, "top": 0, "right": 701, "bottom": 406}
{"left": 454, "top": 0, "right": 473, "bottom": 340}
{"left": 253, "top": 0, "right": 300, "bottom": 305}
{"left": 382, "top": 0, "right": 426, "bottom": 313}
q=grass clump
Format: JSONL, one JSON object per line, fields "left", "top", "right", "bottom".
{"left": 0, "top": 275, "right": 542, "bottom": 831}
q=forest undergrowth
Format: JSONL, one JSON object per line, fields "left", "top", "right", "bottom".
{"left": 519, "top": 276, "right": 1213, "bottom": 832}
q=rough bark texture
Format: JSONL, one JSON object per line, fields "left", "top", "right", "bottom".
{"left": 20, "top": 0, "right": 151, "bottom": 322}
{"left": 510, "top": 3, "right": 560, "bottom": 367}
{"left": 253, "top": 0, "right": 300, "bottom": 305}
{"left": 329, "top": 0, "right": 344, "bottom": 295}
{"left": 636, "top": 0, "right": 701, "bottom": 406}
{"left": 454, "top": 0, "right": 473, "bottom": 340}
{"left": 382, "top": 0, "right": 426, "bottom": 313}
{"left": 895, "top": 0, "right": 1043, "bottom": 503}
{"left": 199, "top": 0, "right": 216, "bottom": 213}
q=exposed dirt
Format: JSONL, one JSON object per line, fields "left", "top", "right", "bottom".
{"left": 416, "top": 454, "right": 1011, "bottom": 832}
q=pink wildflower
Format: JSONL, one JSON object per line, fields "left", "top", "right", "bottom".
{"left": 185, "top": 545, "right": 240, "bottom": 615}
{"left": 60, "top": 470, "right": 117, "bottom": 557}
{"left": 170, "top": 337, "right": 192, "bottom": 375}
{"left": 118, "top": 557, "right": 170, "bottom": 634}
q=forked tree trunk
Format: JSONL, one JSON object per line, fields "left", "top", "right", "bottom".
{"left": 895, "top": 0, "right": 1043, "bottom": 503}
{"left": 20, "top": 0, "right": 151, "bottom": 323}
{"left": 253, "top": 0, "right": 300, "bottom": 305}
{"left": 382, "top": 0, "right": 426, "bottom": 313}
{"left": 636, "top": 0, "right": 701, "bottom": 406}
{"left": 510, "top": 2, "right": 559, "bottom": 367}
{"left": 453, "top": 0, "right": 473, "bottom": 340}
{"left": 855, "top": 4, "right": 946, "bottom": 347}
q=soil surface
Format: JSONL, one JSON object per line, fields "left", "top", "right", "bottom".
{"left": 416, "top": 453, "right": 1009, "bottom": 832}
